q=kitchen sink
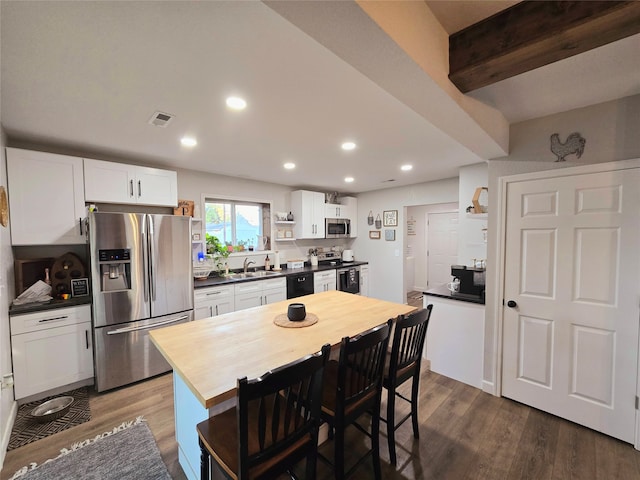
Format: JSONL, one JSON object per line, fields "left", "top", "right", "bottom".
{"left": 224, "top": 271, "right": 282, "bottom": 280}
{"left": 246, "top": 270, "right": 282, "bottom": 277}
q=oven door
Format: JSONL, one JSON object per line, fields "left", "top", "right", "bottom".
{"left": 325, "top": 218, "right": 350, "bottom": 238}
{"left": 337, "top": 267, "right": 360, "bottom": 294}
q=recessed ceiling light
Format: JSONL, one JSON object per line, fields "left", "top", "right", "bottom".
{"left": 180, "top": 136, "right": 197, "bottom": 147}
{"left": 341, "top": 141, "right": 356, "bottom": 151}
{"left": 226, "top": 96, "right": 247, "bottom": 110}
{"left": 401, "top": 164, "right": 413, "bottom": 171}
{"left": 283, "top": 162, "right": 296, "bottom": 170}
{"left": 344, "top": 176, "right": 354, "bottom": 183}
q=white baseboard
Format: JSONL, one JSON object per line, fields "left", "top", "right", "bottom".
{"left": 482, "top": 380, "right": 496, "bottom": 396}
{"left": 0, "top": 400, "right": 18, "bottom": 470}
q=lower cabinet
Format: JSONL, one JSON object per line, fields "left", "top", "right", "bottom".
{"left": 10, "top": 305, "right": 94, "bottom": 400}
{"left": 314, "top": 270, "right": 337, "bottom": 293}
{"left": 235, "top": 277, "right": 286, "bottom": 311}
{"left": 193, "top": 285, "right": 235, "bottom": 320}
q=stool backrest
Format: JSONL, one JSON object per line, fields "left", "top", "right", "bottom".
{"left": 238, "top": 343, "right": 330, "bottom": 478}
{"left": 336, "top": 320, "right": 392, "bottom": 417}
{"left": 388, "top": 306, "right": 433, "bottom": 386}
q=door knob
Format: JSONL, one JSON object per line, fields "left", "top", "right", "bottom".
{"left": 507, "top": 300, "right": 517, "bottom": 308}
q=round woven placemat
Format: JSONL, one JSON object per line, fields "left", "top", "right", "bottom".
{"left": 274, "top": 312, "right": 318, "bottom": 328}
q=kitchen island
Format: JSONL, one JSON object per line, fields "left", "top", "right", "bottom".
{"left": 423, "top": 286, "right": 485, "bottom": 390}
{"left": 150, "top": 290, "right": 415, "bottom": 480}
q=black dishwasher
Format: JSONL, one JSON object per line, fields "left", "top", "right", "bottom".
{"left": 286, "top": 272, "right": 314, "bottom": 299}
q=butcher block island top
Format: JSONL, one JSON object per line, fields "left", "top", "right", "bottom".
{"left": 150, "top": 290, "right": 416, "bottom": 409}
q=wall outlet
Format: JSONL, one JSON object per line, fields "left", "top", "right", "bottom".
{"left": 1, "top": 373, "right": 14, "bottom": 389}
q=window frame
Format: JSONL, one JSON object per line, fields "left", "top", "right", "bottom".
{"left": 201, "top": 194, "right": 272, "bottom": 252}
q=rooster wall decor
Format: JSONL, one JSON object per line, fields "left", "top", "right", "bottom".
{"left": 550, "top": 132, "right": 586, "bottom": 162}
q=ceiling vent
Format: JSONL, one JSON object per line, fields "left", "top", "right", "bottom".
{"left": 148, "top": 111, "right": 175, "bottom": 127}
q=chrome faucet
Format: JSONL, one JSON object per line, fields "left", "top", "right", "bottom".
{"left": 243, "top": 257, "right": 256, "bottom": 273}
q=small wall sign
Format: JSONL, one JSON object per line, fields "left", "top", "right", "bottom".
{"left": 383, "top": 210, "right": 398, "bottom": 227}
{"left": 71, "top": 278, "right": 89, "bottom": 297}
{"left": 369, "top": 230, "right": 381, "bottom": 240}
{"left": 385, "top": 229, "right": 396, "bottom": 241}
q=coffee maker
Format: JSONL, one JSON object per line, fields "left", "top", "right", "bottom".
{"left": 451, "top": 265, "right": 485, "bottom": 299}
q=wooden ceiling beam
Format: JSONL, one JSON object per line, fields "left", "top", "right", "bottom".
{"left": 449, "top": 1, "right": 640, "bottom": 93}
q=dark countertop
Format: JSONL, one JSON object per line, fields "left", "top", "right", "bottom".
{"left": 194, "top": 261, "right": 368, "bottom": 289}
{"left": 423, "top": 285, "right": 485, "bottom": 305}
{"left": 9, "top": 296, "right": 92, "bottom": 316}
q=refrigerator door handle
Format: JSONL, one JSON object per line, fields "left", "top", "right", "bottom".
{"left": 141, "top": 229, "right": 149, "bottom": 303}
{"left": 106, "top": 315, "right": 189, "bottom": 335}
{"left": 148, "top": 216, "right": 156, "bottom": 301}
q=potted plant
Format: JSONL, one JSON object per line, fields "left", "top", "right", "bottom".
{"left": 206, "top": 234, "right": 230, "bottom": 274}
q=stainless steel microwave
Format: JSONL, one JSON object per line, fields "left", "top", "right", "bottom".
{"left": 325, "top": 218, "right": 351, "bottom": 238}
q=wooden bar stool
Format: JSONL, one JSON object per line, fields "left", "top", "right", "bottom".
{"left": 319, "top": 320, "right": 392, "bottom": 480}
{"left": 382, "top": 306, "right": 432, "bottom": 465}
{"left": 196, "top": 344, "right": 330, "bottom": 479}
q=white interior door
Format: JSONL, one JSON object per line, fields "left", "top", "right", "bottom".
{"left": 502, "top": 168, "right": 640, "bottom": 443}
{"left": 427, "top": 212, "right": 458, "bottom": 287}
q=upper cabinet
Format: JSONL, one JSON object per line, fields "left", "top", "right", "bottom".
{"left": 84, "top": 158, "right": 177, "bottom": 207}
{"left": 6, "top": 148, "right": 86, "bottom": 245}
{"left": 291, "top": 190, "right": 325, "bottom": 239}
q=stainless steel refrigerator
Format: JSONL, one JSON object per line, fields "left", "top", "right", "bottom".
{"left": 89, "top": 212, "right": 193, "bottom": 392}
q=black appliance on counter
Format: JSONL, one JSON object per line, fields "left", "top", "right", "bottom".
{"left": 451, "top": 265, "right": 485, "bottom": 299}
{"left": 286, "top": 272, "right": 314, "bottom": 299}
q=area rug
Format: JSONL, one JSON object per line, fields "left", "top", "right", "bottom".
{"left": 9, "top": 417, "right": 171, "bottom": 480}
{"left": 8, "top": 387, "right": 91, "bottom": 450}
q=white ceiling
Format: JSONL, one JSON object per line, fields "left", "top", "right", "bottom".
{"left": 2, "top": 1, "right": 638, "bottom": 194}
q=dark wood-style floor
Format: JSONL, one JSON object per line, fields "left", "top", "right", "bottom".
{"left": 3, "top": 367, "right": 639, "bottom": 480}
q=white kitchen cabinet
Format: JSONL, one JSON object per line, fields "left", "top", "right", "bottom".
{"left": 342, "top": 196, "right": 358, "bottom": 237}
{"left": 314, "top": 270, "right": 337, "bottom": 293}
{"left": 10, "top": 305, "right": 94, "bottom": 399}
{"left": 291, "top": 190, "right": 325, "bottom": 239}
{"left": 6, "top": 148, "right": 86, "bottom": 245}
{"left": 325, "top": 203, "right": 347, "bottom": 219}
{"left": 194, "top": 285, "right": 235, "bottom": 320}
{"left": 84, "top": 158, "right": 177, "bottom": 207}
{"left": 235, "top": 277, "right": 286, "bottom": 311}
{"left": 360, "top": 264, "right": 369, "bottom": 296}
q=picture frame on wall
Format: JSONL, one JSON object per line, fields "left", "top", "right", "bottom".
{"left": 385, "top": 229, "right": 396, "bottom": 241}
{"left": 369, "top": 230, "right": 381, "bottom": 239}
{"left": 383, "top": 210, "right": 398, "bottom": 227}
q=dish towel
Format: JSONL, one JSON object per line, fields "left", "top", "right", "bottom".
{"left": 347, "top": 268, "right": 357, "bottom": 288}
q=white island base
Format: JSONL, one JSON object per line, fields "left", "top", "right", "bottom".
{"left": 423, "top": 295, "right": 485, "bottom": 389}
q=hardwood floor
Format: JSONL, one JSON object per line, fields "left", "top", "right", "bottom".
{"left": 3, "top": 369, "right": 639, "bottom": 480}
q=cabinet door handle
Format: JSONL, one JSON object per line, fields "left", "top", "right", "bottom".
{"left": 78, "top": 218, "right": 83, "bottom": 235}
{"left": 130, "top": 179, "right": 134, "bottom": 197}
{"left": 138, "top": 180, "right": 142, "bottom": 197}
{"left": 206, "top": 292, "right": 221, "bottom": 296}
{"left": 85, "top": 329, "right": 90, "bottom": 349}
{"left": 38, "top": 315, "right": 68, "bottom": 323}
{"left": 209, "top": 306, "right": 213, "bottom": 317}
{"left": 215, "top": 305, "right": 219, "bottom": 316}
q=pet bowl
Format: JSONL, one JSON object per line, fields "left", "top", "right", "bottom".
{"left": 287, "top": 303, "right": 306, "bottom": 322}
{"left": 31, "top": 396, "right": 74, "bottom": 423}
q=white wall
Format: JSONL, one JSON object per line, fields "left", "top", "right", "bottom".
{"left": 352, "top": 178, "right": 458, "bottom": 303}
{"left": 0, "top": 126, "right": 16, "bottom": 467}
{"left": 458, "top": 162, "right": 488, "bottom": 267}
{"left": 483, "top": 94, "right": 640, "bottom": 392}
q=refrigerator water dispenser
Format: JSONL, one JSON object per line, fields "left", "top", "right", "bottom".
{"left": 98, "top": 249, "right": 131, "bottom": 291}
